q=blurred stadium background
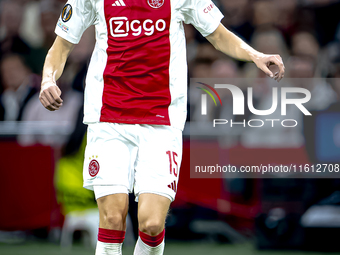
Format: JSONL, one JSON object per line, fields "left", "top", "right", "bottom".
{"left": 1, "top": 0, "right": 340, "bottom": 254}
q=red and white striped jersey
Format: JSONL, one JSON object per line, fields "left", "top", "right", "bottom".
{"left": 55, "top": 0, "right": 223, "bottom": 130}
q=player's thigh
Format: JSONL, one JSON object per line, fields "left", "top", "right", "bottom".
{"left": 134, "top": 125, "right": 183, "bottom": 202}
{"left": 83, "top": 123, "right": 137, "bottom": 191}
{"left": 96, "top": 193, "right": 129, "bottom": 230}
{"left": 138, "top": 193, "right": 171, "bottom": 235}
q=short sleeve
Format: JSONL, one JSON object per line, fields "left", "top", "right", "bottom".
{"left": 179, "top": 0, "right": 224, "bottom": 37}
{"left": 55, "top": 0, "right": 96, "bottom": 44}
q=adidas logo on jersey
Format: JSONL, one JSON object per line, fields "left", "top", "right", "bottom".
{"left": 112, "top": 0, "right": 126, "bottom": 6}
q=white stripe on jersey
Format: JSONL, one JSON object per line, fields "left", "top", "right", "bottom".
{"left": 168, "top": 9, "right": 188, "bottom": 130}
{"left": 84, "top": 2, "right": 107, "bottom": 123}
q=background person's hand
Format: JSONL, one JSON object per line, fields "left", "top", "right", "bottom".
{"left": 39, "top": 82, "right": 63, "bottom": 111}
{"left": 252, "top": 54, "right": 285, "bottom": 82}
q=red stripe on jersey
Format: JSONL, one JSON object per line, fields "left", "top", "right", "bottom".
{"left": 101, "top": 0, "right": 171, "bottom": 125}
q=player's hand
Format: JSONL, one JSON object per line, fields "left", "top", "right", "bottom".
{"left": 39, "top": 81, "right": 63, "bottom": 111}
{"left": 252, "top": 54, "right": 285, "bottom": 82}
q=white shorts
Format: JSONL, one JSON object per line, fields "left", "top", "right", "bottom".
{"left": 83, "top": 123, "right": 182, "bottom": 202}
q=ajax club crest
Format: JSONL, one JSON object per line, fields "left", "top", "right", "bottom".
{"left": 89, "top": 159, "right": 100, "bottom": 177}
{"left": 147, "top": 0, "right": 164, "bottom": 8}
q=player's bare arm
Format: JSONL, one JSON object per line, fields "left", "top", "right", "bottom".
{"left": 40, "top": 36, "right": 75, "bottom": 111}
{"left": 206, "top": 23, "right": 285, "bottom": 82}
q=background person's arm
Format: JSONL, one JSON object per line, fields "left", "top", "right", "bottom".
{"left": 206, "top": 23, "right": 285, "bottom": 81}
{"left": 40, "top": 36, "right": 75, "bottom": 111}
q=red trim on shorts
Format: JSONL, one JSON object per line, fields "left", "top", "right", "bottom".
{"left": 139, "top": 229, "right": 165, "bottom": 247}
{"left": 98, "top": 228, "right": 125, "bottom": 243}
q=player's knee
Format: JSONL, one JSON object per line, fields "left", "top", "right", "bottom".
{"left": 139, "top": 219, "right": 164, "bottom": 236}
{"left": 104, "top": 212, "right": 126, "bottom": 230}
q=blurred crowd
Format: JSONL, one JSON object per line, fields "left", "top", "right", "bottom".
{"left": 185, "top": 0, "right": 340, "bottom": 147}
{"left": 1, "top": 0, "right": 340, "bottom": 148}
{"left": 0, "top": 0, "right": 95, "bottom": 148}
{"left": 187, "top": 0, "right": 340, "bottom": 80}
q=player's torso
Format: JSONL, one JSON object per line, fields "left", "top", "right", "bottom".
{"left": 85, "top": 0, "right": 187, "bottom": 128}
{"left": 96, "top": 0, "right": 173, "bottom": 82}
{"left": 103, "top": 0, "right": 171, "bottom": 37}
{"left": 92, "top": 0, "right": 178, "bottom": 47}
